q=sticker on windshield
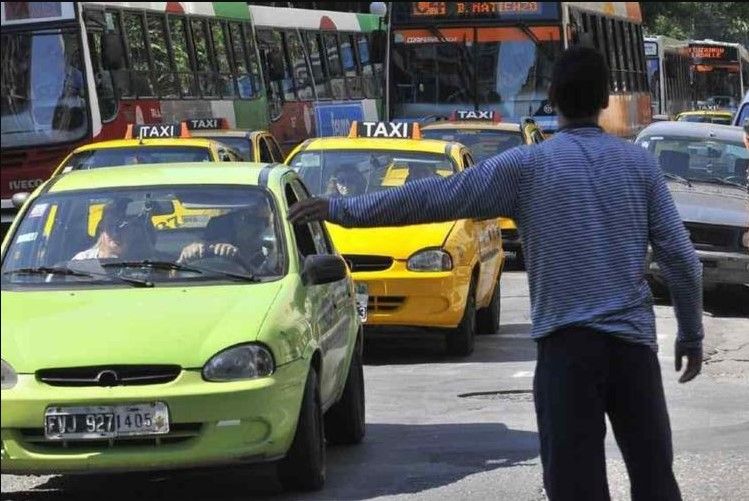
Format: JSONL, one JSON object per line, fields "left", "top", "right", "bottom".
{"left": 29, "top": 203, "right": 48, "bottom": 218}
{"left": 16, "top": 232, "right": 37, "bottom": 243}
{"left": 649, "top": 136, "right": 664, "bottom": 141}
{"left": 299, "top": 154, "right": 321, "bottom": 168}
{"left": 640, "top": 141, "right": 649, "bottom": 149}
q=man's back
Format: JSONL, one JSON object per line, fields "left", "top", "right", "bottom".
{"left": 518, "top": 127, "right": 665, "bottom": 346}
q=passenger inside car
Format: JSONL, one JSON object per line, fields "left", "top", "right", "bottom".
{"left": 72, "top": 202, "right": 154, "bottom": 261}
{"left": 325, "top": 168, "right": 367, "bottom": 196}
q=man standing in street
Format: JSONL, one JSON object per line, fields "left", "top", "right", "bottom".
{"left": 289, "top": 47, "right": 703, "bottom": 501}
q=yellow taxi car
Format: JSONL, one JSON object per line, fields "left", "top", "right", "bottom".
{"left": 287, "top": 121, "right": 505, "bottom": 356}
{"left": 421, "top": 111, "right": 545, "bottom": 265}
{"left": 51, "top": 122, "right": 242, "bottom": 177}
{"left": 676, "top": 110, "right": 734, "bottom": 125}
{"left": 186, "top": 118, "right": 285, "bottom": 163}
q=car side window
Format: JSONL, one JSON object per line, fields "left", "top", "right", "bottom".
{"left": 267, "top": 136, "right": 284, "bottom": 163}
{"left": 284, "top": 183, "right": 317, "bottom": 257}
{"left": 259, "top": 138, "right": 274, "bottom": 163}
{"left": 290, "top": 180, "right": 333, "bottom": 255}
{"left": 463, "top": 153, "right": 474, "bottom": 167}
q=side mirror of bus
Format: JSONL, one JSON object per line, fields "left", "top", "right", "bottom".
{"left": 11, "top": 192, "right": 30, "bottom": 209}
{"left": 370, "top": 30, "right": 386, "bottom": 65}
{"left": 102, "top": 32, "right": 126, "bottom": 70}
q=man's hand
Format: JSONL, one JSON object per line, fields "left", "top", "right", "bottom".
{"left": 288, "top": 197, "right": 330, "bottom": 225}
{"left": 178, "top": 242, "right": 205, "bottom": 263}
{"left": 209, "top": 243, "right": 239, "bottom": 259}
{"left": 675, "top": 341, "right": 702, "bottom": 383}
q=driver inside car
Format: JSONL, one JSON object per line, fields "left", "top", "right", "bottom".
{"left": 325, "top": 167, "right": 367, "bottom": 197}
{"left": 177, "top": 201, "right": 277, "bottom": 274}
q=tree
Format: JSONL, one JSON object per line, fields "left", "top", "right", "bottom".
{"left": 642, "top": 2, "right": 749, "bottom": 48}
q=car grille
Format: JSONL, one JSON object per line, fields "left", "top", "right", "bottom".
{"left": 343, "top": 255, "right": 393, "bottom": 272}
{"left": 36, "top": 365, "right": 181, "bottom": 387}
{"left": 684, "top": 223, "right": 744, "bottom": 252}
{"left": 369, "top": 296, "right": 406, "bottom": 313}
{"left": 19, "top": 423, "right": 202, "bottom": 449}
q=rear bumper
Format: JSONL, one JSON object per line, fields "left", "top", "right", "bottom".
{"left": 647, "top": 249, "right": 749, "bottom": 287}
{"left": 353, "top": 262, "right": 472, "bottom": 329}
{"left": 0, "top": 361, "right": 307, "bottom": 474}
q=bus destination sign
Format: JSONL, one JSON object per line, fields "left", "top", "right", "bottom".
{"left": 1, "top": 2, "right": 75, "bottom": 25}
{"left": 689, "top": 45, "right": 738, "bottom": 63}
{"left": 399, "top": 2, "right": 560, "bottom": 23}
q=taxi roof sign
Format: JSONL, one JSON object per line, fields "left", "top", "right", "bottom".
{"left": 348, "top": 121, "right": 421, "bottom": 140}
{"left": 185, "top": 118, "right": 228, "bottom": 130}
{"left": 449, "top": 110, "right": 501, "bottom": 122}
{"left": 125, "top": 122, "right": 191, "bottom": 140}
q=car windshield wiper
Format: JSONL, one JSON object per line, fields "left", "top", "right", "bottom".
{"left": 690, "top": 177, "right": 745, "bottom": 188}
{"left": 103, "top": 260, "right": 259, "bottom": 283}
{"left": 2, "top": 266, "right": 153, "bottom": 288}
{"left": 663, "top": 172, "right": 692, "bottom": 187}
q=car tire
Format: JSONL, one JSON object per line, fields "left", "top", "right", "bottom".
{"left": 476, "top": 279, "right": 501, "bottom": 335}
{"left": 277, "top": 367, "right": 325, "bottom": 491}
{"left": 446, "top": 278, "right": 477, "bottom": 357}
{"left": 324, "top": 330, "right": 365, "bottom": 445}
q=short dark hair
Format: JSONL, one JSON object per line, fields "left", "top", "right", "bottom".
{"left": 549, "top": 47, "right": 610, "bottom": 120}
{"left": 743, "top": 118, "right": 749, "bottom": 135}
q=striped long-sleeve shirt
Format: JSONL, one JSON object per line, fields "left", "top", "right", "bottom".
{"left": 329, "top": 126, "right": 704, "bottom": 350}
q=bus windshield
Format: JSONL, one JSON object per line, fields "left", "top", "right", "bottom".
{"left": 391, "top": 27, "right": 561, "bottom": 122}
{"left": 1, "top": 30, "right": 89, "bottom": 148}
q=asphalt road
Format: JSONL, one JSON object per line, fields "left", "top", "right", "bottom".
{"left": 2, "top": 271, "right": 748, "bottom": 501}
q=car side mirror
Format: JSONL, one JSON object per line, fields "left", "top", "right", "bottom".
{"left": 301, "top": 254, "right": 347, "bottom": 285}
{"left": 11, "top": 192, "right": 30, "bottom": 209}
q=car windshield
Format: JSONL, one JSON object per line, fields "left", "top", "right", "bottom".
{"left": 201, "top": 136, "right": 252, "bottom": 161}
{"left": 422, "top": 128, "right": 523, "bottom": 161}
{"left": 62, "top": 147, "right": 213, "bottom": 170}
{"left": 637, "top": 134, "right": 748, "bottom": 186}
{"left": 1, "top": 30, "right": 89, "bottom": 148}
{"left": 288, "top": 149, "right": 456, "bottom": 197}
{"left": 1, "top": 185, "right": 285, "bottom": 288}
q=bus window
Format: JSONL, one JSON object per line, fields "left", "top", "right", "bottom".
{"left": 242, "top": 23, "right": 262, "bottom": 95}
{"left": 228, "top": 22, "right": 254, "bottom": 99}
{"left": 340, "top": 34, "right": 363, "bottom": 98}
{"left": 324, "top": 33, "right": 346, "bottom": 100}
{"left": 210, "top": 20, "right": 236, "bottom": 99}
{"left": 257, "top": 29, "right": 294, "bottom": 112}
{"left": 304, "top": 32, "right": 330, "bottom": 99}
{"left": 190, "top": 19, "right": 217, "bottom": 97}
{"left": 356, "top": 33, "right": 379, "bottom": 99}
{"left": 123, "top": 12, "right": 154, "bottom": 97}
{"left": 285, "top": 30, "right": 313, "bottom": 100}
{"left": 86, "top": 12, "right": 119, "bottom": 121}
{"left": 168, "top": 15, "right": 197, "bottom": 98}
{"left": 146, "top": 14, "right": 178, "bottom": 98}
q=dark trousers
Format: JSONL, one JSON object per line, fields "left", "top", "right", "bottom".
{"left": 533, "top": 327, "right": 681, "bottom": 501}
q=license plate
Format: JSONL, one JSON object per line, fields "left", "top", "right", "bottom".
{"left": 355, "top": 283, "right": 368, "bottom": 323}
{"left": 44, "top": 402, "right": 169, "bottom": 440}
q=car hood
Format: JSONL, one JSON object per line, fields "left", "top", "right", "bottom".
{"left": 667, "top": 181, "right": 749, "bottom": 227}
{"left": 1, "top": 282, "right": 283, "bottom": 373}
{"left": 326, "top": 221, "right": 457, "bottom": 260}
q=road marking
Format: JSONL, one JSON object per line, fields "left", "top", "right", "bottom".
{"left": 512, "top": 371, "right": 534, "bottom": 378}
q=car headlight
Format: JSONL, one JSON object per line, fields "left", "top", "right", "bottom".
{"left": 202, "top": 344, "right": 275, "bottom": 382}
{"left": 1, "top": 359, "right": 18, "bottom": 390}
{"left": 407, "top": 249, "right": 452, "bottom": 272}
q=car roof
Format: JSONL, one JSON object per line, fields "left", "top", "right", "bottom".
{"left": 46, "top": 163, "right": 292, "bottom": 193}
{"left": 639, "top": 121, "right": 744, "bottom": 142}
{"left": 678, "top": 110, "right": 734, "bottom": 117}
{"left": 298, "top": 137, "right": 456, "bottom": 154}
{"left": 421, "top": 122, "right": 523, "bottom": 132}
{"left": 71, "top": 138, "right": 218, "bottom": 152}
{"left": 190, "top": 130, "right": 260, "bottom": 138}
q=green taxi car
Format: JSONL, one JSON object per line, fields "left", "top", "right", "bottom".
{"left": 0, "top": 163, "right": 365, "bottom": 491}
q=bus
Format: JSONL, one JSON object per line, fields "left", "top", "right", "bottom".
{"left": 0, "top": 1, "right": 385, "bottom": 231}
{"left": 689, "top": 39, "right": 749, "bottom": 112}
{"left": 644, "top": 35, "right": 692, "bottom": 119}
{"left": 387, "top": 2, "right": 651, "bottom": 137}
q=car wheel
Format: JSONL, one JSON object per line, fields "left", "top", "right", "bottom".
{"left": 324, "top": 330, "right": 365, "bottom": 445}
{"left": 446, "top": 278, "right": 477, "bottom": 357}
{"left": 476, "top": 279, "right": 501, "bottom": 335}
{"left": 277, "top": 367, "right": 325, "bottom": 491}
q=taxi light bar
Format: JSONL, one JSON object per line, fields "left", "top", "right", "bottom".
{"left": 449, "top": 110, "right": 501, "bottom": 123}
{"left": 125, "top": 122, "right": 191, "bottom": 140}
{"left": 186, "top": 118, "right": 228, "bottom": 130}
{"left": 348, "top": 121, "right": 421, "bottom": 140}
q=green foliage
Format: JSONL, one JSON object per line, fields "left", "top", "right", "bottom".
{"left": 642, "top": 2, "right": 749, "bottom": 47}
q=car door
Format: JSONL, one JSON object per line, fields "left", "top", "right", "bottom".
{"left": 286, "top": 178, "right": 353, "bottom": 408}
{"left": 264, "top": 134, "right": 285, "bottom": 163}
{"left": 461, "top": 149, "right": 502, "bottom": 303}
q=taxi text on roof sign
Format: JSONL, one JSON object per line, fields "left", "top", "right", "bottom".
{"left": 349, "top": 121, "right": 422, "bottom": 139}
{"left": 450, "top": 110, "right": 501, "bottom": 122}
{"left": 186, "top": 118, "right": 228, "bottom": 130}
{"left": 125, "top": 123, "right": 191, "bottom": 139}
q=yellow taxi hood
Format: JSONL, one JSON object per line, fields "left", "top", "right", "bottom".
{"left": 326, "top": 221, "right": 457, "bottom": 260}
